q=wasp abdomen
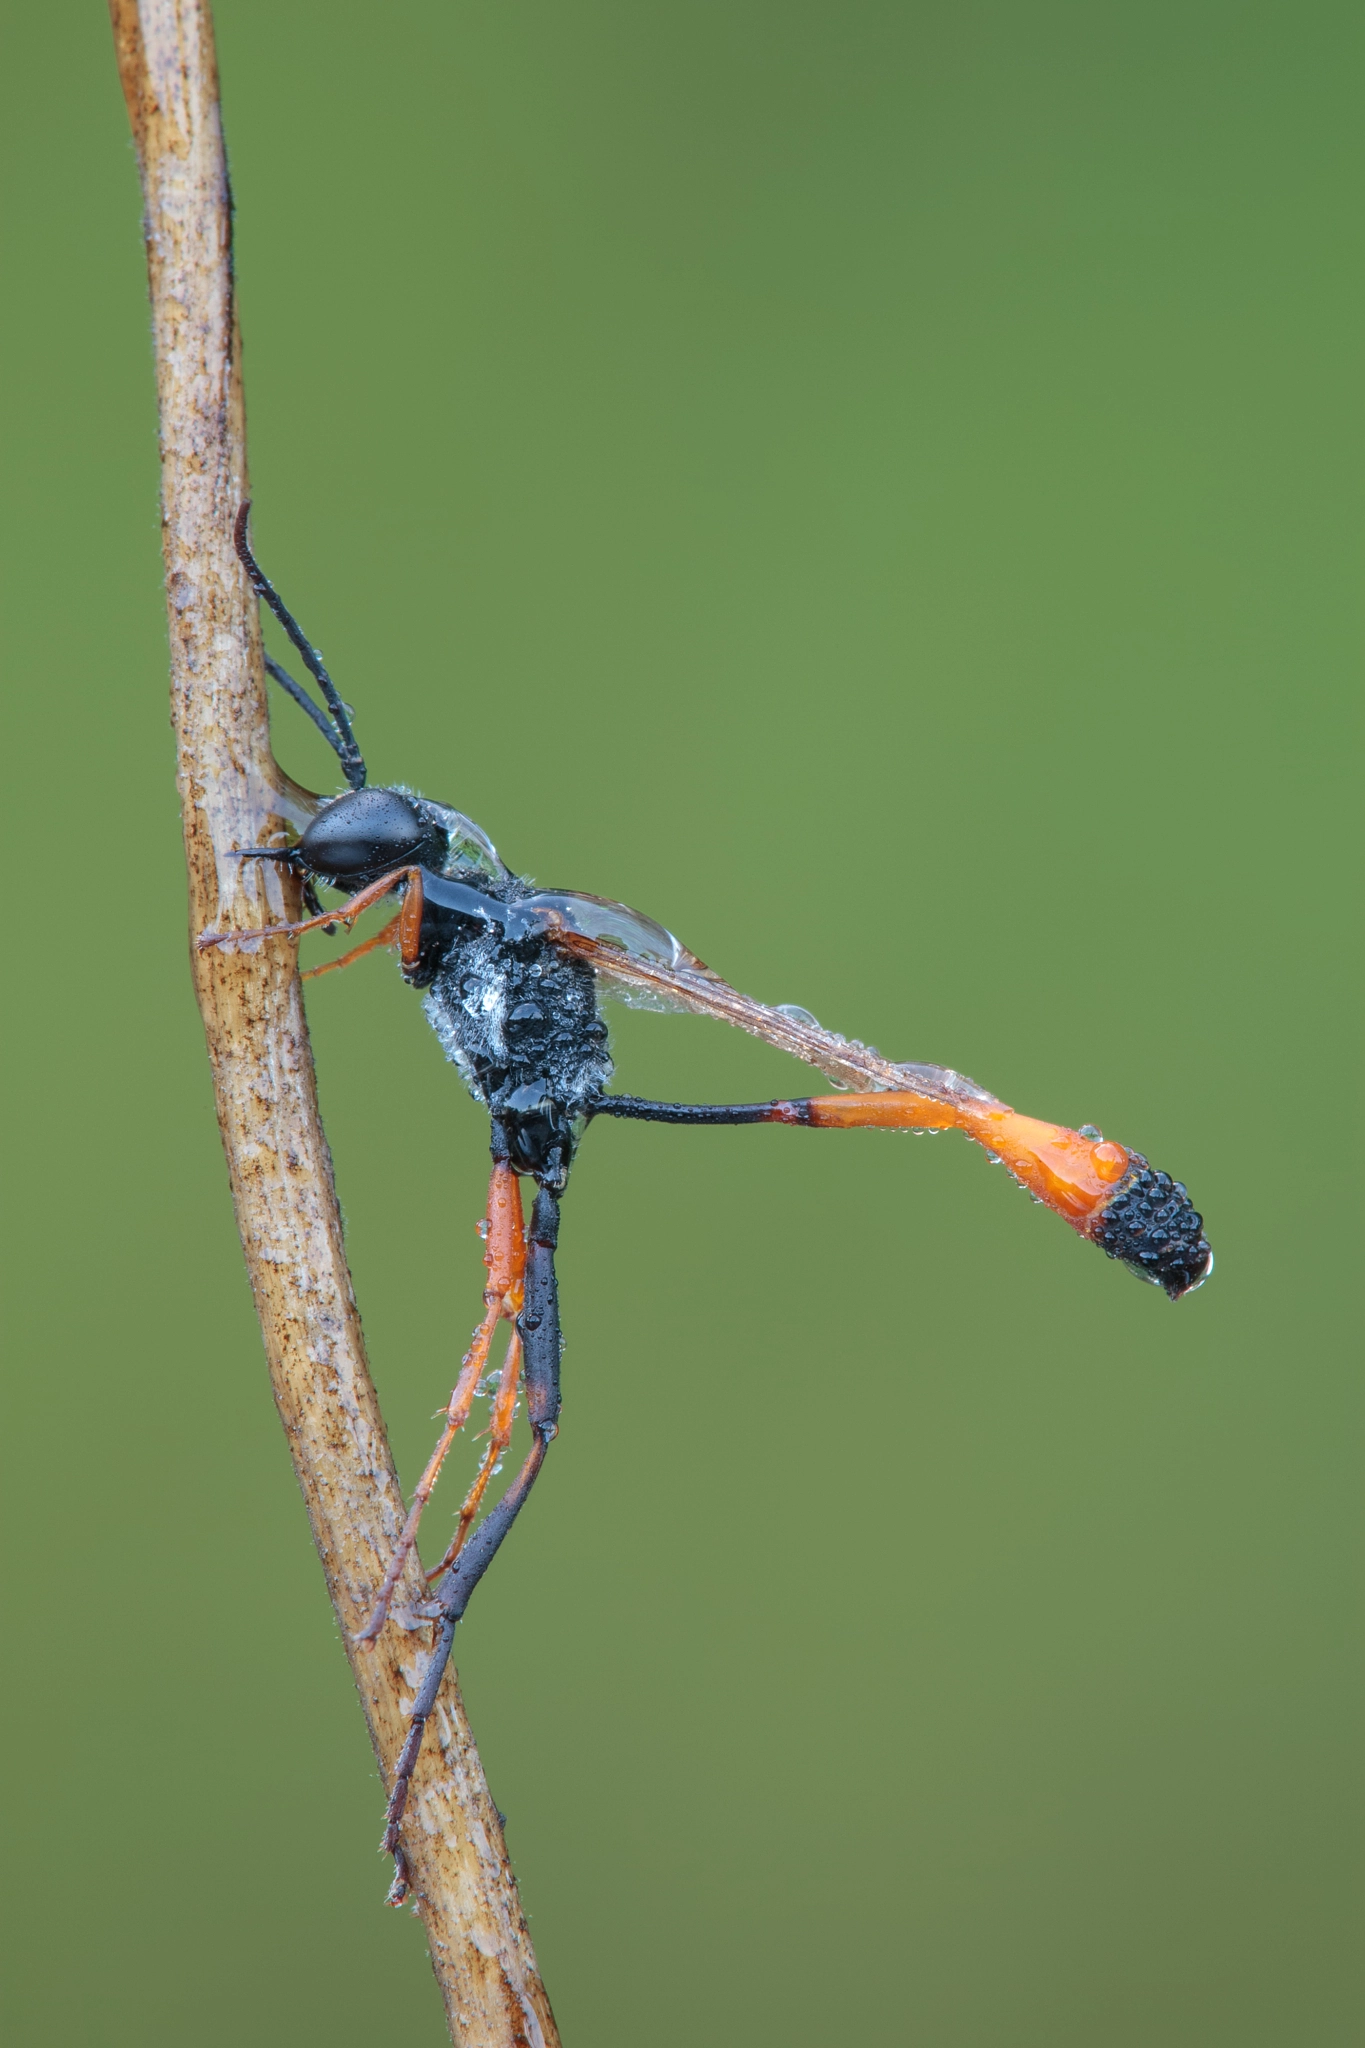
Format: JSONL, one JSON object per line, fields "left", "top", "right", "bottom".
{"left": 1090, "top": 1154, "right": 1211, "bottom": 1300}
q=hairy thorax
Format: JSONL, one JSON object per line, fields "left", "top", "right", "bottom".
{"left": 415, "top": 870, "right": 613, "bottom": 1182}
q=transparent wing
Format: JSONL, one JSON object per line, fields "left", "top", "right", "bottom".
{"left": 524, "top": 888, "right": 994, "bottom": 1107}
{"left": 526, "top": 893, "right": 1212, "bottom": 1301}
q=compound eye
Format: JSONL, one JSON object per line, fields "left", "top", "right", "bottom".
{"left": 297, "top": 787, "right": 435, "bottom": 880}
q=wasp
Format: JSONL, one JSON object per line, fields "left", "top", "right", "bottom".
{"left": 201, "top": 507, "right": 1212, "bottom": 1900}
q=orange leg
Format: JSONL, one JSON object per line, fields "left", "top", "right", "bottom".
{"left": 355, "top": 1159, "right": 526, "bottom": 1643}
{"left": 301, "top": 914, "right": 401, "bottom": 980}
{"left": 426, "top": 1325, "right": 524, "bottom": 1580}
{"left": 197, "top": 865, "right": 426, "bottom": 969}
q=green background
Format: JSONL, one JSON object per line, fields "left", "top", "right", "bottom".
{"left": 2, "top": 3, "right": 1359, "bottom": 2041}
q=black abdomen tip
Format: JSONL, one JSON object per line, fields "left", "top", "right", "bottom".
{"left": 1092, "top": 1153, "right": 1212, "bottom": 1300}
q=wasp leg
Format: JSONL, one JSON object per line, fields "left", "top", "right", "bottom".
{"left": 301, "top": 913, "right": 401, "bottom": 980}
{"left": 355, "top": 1157, "right": 526, "bottom": 1644}
{"left": 426, "top": 1325, "right": 523, "bottom": 1580}
{"left": 381, "top": 1185, "right": 562, "bottom": 1903}
{"left": 197, "top": 865, "right": 426, "bottom": 967}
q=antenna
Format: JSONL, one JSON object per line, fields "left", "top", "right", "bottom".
{"left": 234, "top": 503, "right": 367, "bottom": 790}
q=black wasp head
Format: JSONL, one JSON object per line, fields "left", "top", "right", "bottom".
{"left": 295, "top": 787, "right": 446, "bottom": 889}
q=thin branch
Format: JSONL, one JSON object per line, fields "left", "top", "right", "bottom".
{"left": 108, "top": 6, "right": 560, "bottom": 2041}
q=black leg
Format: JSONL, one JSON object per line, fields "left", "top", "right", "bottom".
{"left": 380, "top": 1184, "right": 563, "bottom": 1903}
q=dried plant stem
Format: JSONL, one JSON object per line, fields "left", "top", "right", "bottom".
{"left": 108, "top": 4, "right": 559, "bottom": 2041}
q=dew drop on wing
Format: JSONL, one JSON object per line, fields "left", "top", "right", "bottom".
{"left": 418, "top": 799, "right": 508, "bottom": 881}
{"left": 521, "top": 889, "right": 697, "bottom": 1013}
{"left": 521, "top": 889, "right": 684, "bottom": 964}
{"left": 893, "top": 1060, "right": 995, "bottom": 1106}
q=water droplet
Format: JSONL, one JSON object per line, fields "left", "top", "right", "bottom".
{"left": 519, "top": 889, "right": 684, "bottom": 967}
{"left": 1092, "top": 1140, "right": 1129, "bottom": 1184}
{"left": 422, "top": 800, "right": 507, "bottom": 880}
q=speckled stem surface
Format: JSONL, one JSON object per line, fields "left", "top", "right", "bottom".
{"left": 108, "top": 6, "right": 559, "bottom": 2040}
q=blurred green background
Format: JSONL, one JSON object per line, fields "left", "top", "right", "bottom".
{"left": 2, "top": 2, "right": 1359, "bottom": 2041}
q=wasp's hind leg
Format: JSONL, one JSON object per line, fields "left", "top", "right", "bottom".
{"left": 426, "top": 1322, "right": 523, "bottom": 1581}
{"left": 355, "top": 1155, "right": 526, "bottom": 1644}
{"left": 381, "top": 1183, "right": 563, "bottom": 1903}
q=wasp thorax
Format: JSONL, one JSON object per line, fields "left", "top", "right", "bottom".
{"left": 297, "top": 787, "right": 445, "bottom": 885}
